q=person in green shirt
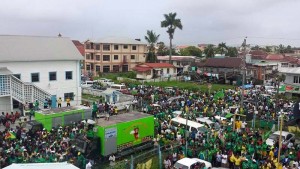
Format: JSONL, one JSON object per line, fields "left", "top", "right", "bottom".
{"left": 250, "top": 159, "right": 259, "bottom": 169}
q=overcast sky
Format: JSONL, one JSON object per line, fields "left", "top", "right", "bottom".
{"left": 1, "top": 0, "right": 300, "bottom": 47}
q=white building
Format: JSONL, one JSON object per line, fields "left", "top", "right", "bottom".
{"left": 280, "top": 67, "right": 300, "bottom": 97}
{"left": 132, "top": 63, "right": 176, "bottom": 80}
{"left": 0, "top": 35, "right": 82, "bottom": 112}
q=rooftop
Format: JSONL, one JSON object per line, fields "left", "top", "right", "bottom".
{"left": 36, "top": 106, "right": 87, "bottom": 115}
{"left": 0, "top": 67, "right": 13, "bottom": 75}
{"left": 96, "top": 112, "right": 152, "bottom": 127}
{"left": 265, "top": 54, "right": 285, "bottom": 60}
{"left": 157, "top": 56, "right": 196, "bottom": 61}
{"left": 90, "top": 37, "right": 146, "bottom": 45}
{"left": 3, "top": 162, "right": 79, "bottom": 169}
{"left": 203, "top": 57, "right": 242, "bottom": 68}
{"left": 0, "top": 35, "right": 83, "bottom": 62}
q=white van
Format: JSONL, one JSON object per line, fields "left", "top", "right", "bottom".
{"left": 81, "top": 81, "right": 94, "bottom": 87}
{"left": 170, "top": 117, "right": 208, "bottom": 134}
{"left": 110, "top": 84, "right": 127, "bottom": 91}
{"left": 174, "top": 158, "right": 212, "bottom": 169}
{"left": 97, "top": 78, "right": 114, "bottom": 86}
{"left": 196, "top": 117, "right": 219, "bottom": 130}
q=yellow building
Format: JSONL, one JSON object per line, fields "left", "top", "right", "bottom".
{"left": 84, "top": 37, "right": 147, "bottom": 75}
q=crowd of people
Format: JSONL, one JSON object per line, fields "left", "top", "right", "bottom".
{"left": 130, "top": 84, "right": 299, "bottom": 169}
{"left": 0, "top": 83, "right": 299, "bottom": 169}
{"left": 0, "top": 115, "right": 95, "bottom": 168}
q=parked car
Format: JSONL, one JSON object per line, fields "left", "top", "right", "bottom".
{"left": 174, "top": 157, "right": 212, "bottom": 169}
{"left": 266, "top": 131, "right": 295, "bottom": 146}
{"left": 96, "top": 78, "right": 114, "bottom": 87}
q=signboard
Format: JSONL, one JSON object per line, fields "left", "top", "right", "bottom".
{"left": 105, "top": 127, "right": 117, "bottom": 138}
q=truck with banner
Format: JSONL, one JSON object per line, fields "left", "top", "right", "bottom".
{"left": 73, "top": 112, "right": 154, "bottom": 159}
{"left": 33, "top": 106, "right": 89, "bottom": 131}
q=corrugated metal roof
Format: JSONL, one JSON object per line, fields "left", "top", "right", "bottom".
{"left": 4, "top": 162, "right": 79, "bottom": 169}
{"left": 0, "top": 35, "right": 83, "bottom": 62}
{"left": 94, "top": 37, "right": 146, "bottom": 45}
{"left": 204, "top": 57, "right": 242, "bottom": 68}
{"left": 280, "top": 68, "right": 300, "bottom": 74}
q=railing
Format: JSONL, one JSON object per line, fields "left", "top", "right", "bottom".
{"left": 10, "top": 75, "right": 51, "bottom": 109}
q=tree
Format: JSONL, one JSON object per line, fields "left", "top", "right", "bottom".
{"left": 144, "top": 30, "right": 160, "bottom": 62}
{"left": 180, "top": 46, "right": 202, "bottom": 57}
{"left": 278, "top": 44, "right": 285, "bottom": 54}
{"left": 217, "top": 42, "right": 227, "bottom": 55}
{"left": 264, "top": 46, "right": 271, "bottom": 53}
{"left": 285, "top": 45, "right": 293, "bottom": 53}
{"left": 226, "top": 47, "right": 238, "bottom": 57}
{"left": 157, "top": 42, "right": 168, "bottom": 56}
{"left": 161, "top": 12, "right": 183, "bottom": 63}
{"left": 204, "top": 45, "right": 215, "bottom": 58}
{"left": 251, "top": 45, "right": 260, "bottom": 50}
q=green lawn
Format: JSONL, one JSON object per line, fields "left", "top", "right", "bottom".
{"left": 145, "top": 81, "right": 235, "bottom": 92}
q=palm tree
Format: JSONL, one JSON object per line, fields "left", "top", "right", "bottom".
{"left": 218, "top": 42, "right": 227, "bottom": 55}
{"left": 204, "top": 45, "right": 215, "bottom": 58}
{"left": 161, "top": 12, "right": 183, "bottom": 63}
{"left": 144, "top": 30, "right": 160, "bottom": 62}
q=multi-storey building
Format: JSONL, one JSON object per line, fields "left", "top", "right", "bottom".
{"left": 83, "top": 37, "right": 147, "bottom": 75}
{"left": 0, "top": 35, "right": 82, "bottom": 112}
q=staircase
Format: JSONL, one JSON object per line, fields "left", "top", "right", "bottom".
{"left": 0, "top": 74, "right": 51, "bottom": 110}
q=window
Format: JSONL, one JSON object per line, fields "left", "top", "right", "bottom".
{"left": 13, "top": 74, "right": 21, "bottom": 80}
{"left": 86, "top": 53, "right": 91, "bottom": 60}
{"left": 95, "top": 44, "right": 100, "bottom": 50}
{"left": 86, "top": 65, "right": 91, "bottom": 71}
{"left": 85, "top": 44, "right": 90, "bottom": 49}
{"left": 90, "top": 43, "right": 94, "bottom": 49}
{"left": 281, "top": 63, "right": 288, "bottom": 67}
{"left": 122, "top": 65, "right": 128, "bottom": 72}
{"left": 294, "top": 76, "right": 300, "bottom": 83}
{"left": 114, "top": 45, "right": 119, "bottom": 50}
{"left": 123, "top": 45, "right": 128, "bottom": 49}
{"left": 31, "top": 73, "right": 39, "bottom": 82}
{"left": 65, "top": 71, "right": 73, "bottom": 80}
{"left": 96, "top": 65, "right": 101, "bottom": 72}
{"left": 132, "top": 45, "right": 137, "bottom": 50}
{"left": 113, "top": 65, "right": 119, "bottom": 72}
{"left": 114, "top": 55, "right": 119, "bottom": 60}
{"left": 49, "top": 72, "right": 57, "bottom": 81}
{"left": 64, "top": 92, "right": 74, "bottom": 101}
{"left": 90, "top": 53, "right": 94, "bottom": 60}
{"left": 103, "top": 44, "right": 110, "bottom": 51}
{"left": 131, "top": 55, "right": 135, "bottom": 60}
{"left": 103, "top": 55, "right": 110, "bottom": 61}
{"left": 167, "top": 68, "right": 169, "bottom": 74}
{"left": 96, "top": 55, "right": 100, "bottom": 61}
{"left": 103, "top": 66, "right": 110, "bottom": 73}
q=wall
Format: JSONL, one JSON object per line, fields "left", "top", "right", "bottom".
{"left": 0, "top": 96, "right": 11, "bottom": 113}
{"left": 0, "top": 60, "right": 82, "bottom": 107}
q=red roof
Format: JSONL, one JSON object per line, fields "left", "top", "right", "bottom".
{"left": 265, "top": 54, "right": 284, "bottom": 60}
{"left": 133, "top": 63, "right": 175, "bottom": 72}
{"left": 72, "top": 40, "right": 84, "bottom": 56}
{"left": 249, "top": 50, "right": 267, "bottom": 60}
{"left": 143, "top": 63, "right": 175, "bottom": 68}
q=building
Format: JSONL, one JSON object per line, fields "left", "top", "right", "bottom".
{"left": 0, "top": 35, "right": 82, "bottom": 112}
{"left": 83, "top": 37, "right": 147, "bottom": 75}
{"left": 197, "top": 57, "right": 243, "bottom": 84}
{"left": 280, "top": 67, "right": 300, "bottom": 97}
{"left": 133, "top": 63, "right": 175, "bottom": 80}
{"left": 157, "top": 55, "right": 197, "bottom": 74}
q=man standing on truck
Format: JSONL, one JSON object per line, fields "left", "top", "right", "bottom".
{"left": 57, "top": 97, "right": 62, "bottom": 108}
{"left": 66, "top": 97, "right": 71, "bottom": 107}
{"left": 92, "top": 102, "right": 98, "bottom": 120}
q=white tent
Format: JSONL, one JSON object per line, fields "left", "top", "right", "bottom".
{"left": 4, "top": 162, "right": 79, "bottom": 169}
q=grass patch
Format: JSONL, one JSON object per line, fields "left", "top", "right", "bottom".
{"left": 145, "top": 81, "right": 235, "bottom": 92}
{"left": 82, "top": 93, "right": 101, "bottom": 101}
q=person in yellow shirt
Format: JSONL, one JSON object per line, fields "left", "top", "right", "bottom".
{"left": 66, "top": 97, "right": 71, "bottom": 107}
{"left": 235, "top": 119, "right": 242, "bottom": 133}
{"left": 57, "top": 97, "right": 62, "bottom": 108}
{"left": 234, "top": 154, "right": 242, "bottom": 168}
{"left": 269, "top": 148, "right": 274, "bottom": 160}
{"left": 229, "top": 153, "right": 235, "bottom": 169}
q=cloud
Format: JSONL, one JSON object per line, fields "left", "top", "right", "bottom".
{"left": 0, "top": 0, "right": 300, "bottom": 46}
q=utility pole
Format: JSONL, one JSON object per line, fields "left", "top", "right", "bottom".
{"left": 240, "top": 37, "right": 247, "bottom": 109}
{"left": 277, "top": 114, "right": 284, "bottom": 169}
